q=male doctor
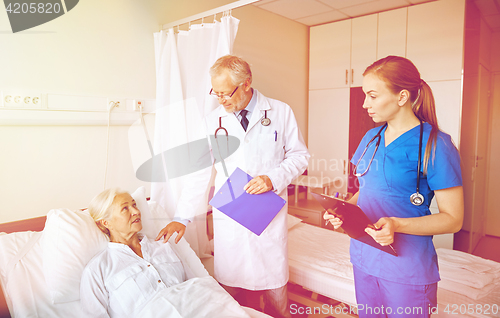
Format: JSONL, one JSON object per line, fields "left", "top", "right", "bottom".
{"left": 157, "top": 55, "right": 309, "bottom": 318}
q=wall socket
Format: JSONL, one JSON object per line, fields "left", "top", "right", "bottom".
{"left": 107, "top": 98, "right": 126, "bottom": 111}
{"left": 2, "top": 92, "right": 43, "bottom": 109}
{"left": 132, "top": 100, "right": 144, "bottom": 111}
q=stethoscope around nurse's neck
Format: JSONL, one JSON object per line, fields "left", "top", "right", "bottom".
{"left": 353, "top": 121, "right": 425, "bottom": 206}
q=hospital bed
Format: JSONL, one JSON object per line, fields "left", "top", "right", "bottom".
{"left": 286, "top": 215, "right": 500, "bottom": 318}
{"left": 0, "top": 190, "right": 271, "bottom": 318}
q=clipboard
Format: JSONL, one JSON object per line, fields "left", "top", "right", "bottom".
{"left": 209, "top": 167, "right": 286, "bottom": 236}
{"left": 312, "top": 193, "right": 397, "bottom": 256}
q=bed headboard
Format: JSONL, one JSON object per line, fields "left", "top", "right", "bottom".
{"left": 0, "top": 216, "right": 46, "bottom": 234}
{"left": 0, "top": 216, "right": 46, "bottom": 318}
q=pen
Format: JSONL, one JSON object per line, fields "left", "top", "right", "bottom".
{"left": 326, "top": 193, "right": 340, "bottom": 226}
{"left": 274, "top": 130, "right": 277, "bottom": 141}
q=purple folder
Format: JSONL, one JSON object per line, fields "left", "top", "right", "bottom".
{"left": 209, "top": 167, "right": 286, "bottom": 236}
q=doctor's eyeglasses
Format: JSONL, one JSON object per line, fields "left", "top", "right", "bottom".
{"left": 209, "top": 86, "right": 239, "bottom": 100}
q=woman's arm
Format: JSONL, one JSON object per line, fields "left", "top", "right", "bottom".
{"left": 366, "top": 186, "right": 464, "bottom": 246}
{"left": 80, "top": 266, "right": 111, "bottom": 318}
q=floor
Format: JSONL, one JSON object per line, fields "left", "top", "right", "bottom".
{"left": 288, "top": 284, "right": 339, "bottom": 318}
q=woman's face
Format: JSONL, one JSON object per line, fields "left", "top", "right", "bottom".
{"left": 105, "top": 193, "right": 142, "bottom": 241}
{"left": 362, "top": 73, "right": 401, "bottom": 123}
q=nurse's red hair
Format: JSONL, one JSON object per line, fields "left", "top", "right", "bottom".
{"left": 363, "top": 56, "right": 438, "bottom": 174}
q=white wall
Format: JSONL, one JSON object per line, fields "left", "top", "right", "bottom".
{"left": 0, "top": 125, "right": 152, "bottom": 221}
{"left": 0, "top": 1, "right": 309, "bottom": 223}
{"left": 232, "top": 5, "right": 309, "bottom": 141}
{"left": 0, "top": 0, "right": 164, "bottom": 223}
{"left": 0, "top": 0, "right": 158, "bottom": 97}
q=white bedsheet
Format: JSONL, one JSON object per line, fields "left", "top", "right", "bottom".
{"left": 288, "top": 222, "right": 353, "bottom": 280}
{"left": 288, "top": 222, "right": 357, "bottom": 306}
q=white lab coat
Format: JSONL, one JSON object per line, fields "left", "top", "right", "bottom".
{"left": 206, "top": 89, "right": 310, "bottom": 290}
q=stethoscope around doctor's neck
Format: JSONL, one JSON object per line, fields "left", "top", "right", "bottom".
{"left": 354, "top": 121, "right": 425, "bottom": 206}
{"left": 214, "top": 110, "right": 271, "bottom": 138}
{"left": 213, "top": 109, "right": 271, "bottom": 179}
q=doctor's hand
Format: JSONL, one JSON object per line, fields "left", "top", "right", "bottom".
{"left": 244, "top": 175, "right": 273, "bottom": 195}
{"left": 156, "top": 221, "right": 186, "bottom": 244}
{"left": 323, "top": 209, "right": 343, "bottom": 229}
{"left": 365, "top": 217, "right": 395, "bottom": 246}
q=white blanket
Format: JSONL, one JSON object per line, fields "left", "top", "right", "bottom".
{"left": 438, "top": 279, "right": 498, "bottom": 300}
{"left": 138, "top": 276, "right": 250, "bottom": 318}
{"left": 437, "top": 248, "right": 500, "bottom": 289}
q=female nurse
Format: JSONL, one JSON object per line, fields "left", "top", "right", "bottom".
{"left": 324, "top": 56, "right": 464, "bottom": 317}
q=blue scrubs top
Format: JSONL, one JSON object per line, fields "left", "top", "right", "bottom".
{"left": 350, "top": 123, "right": 462, "bottom": 285}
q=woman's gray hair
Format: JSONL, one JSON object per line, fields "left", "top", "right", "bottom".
{"left": 209, "top": 55, "right": 252, "bottom": 86}
{"left": 88, "top": 188, "right": 127, "bottom": 236}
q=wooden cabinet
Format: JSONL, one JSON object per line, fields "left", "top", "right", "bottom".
{"left": 308, "top": 88, "right": 349, "bottom": 194}
{"left": 308, "top": 0, "right": 465, "bottom": 198}
{"left": 351, "top": 14, "right": 377, "bottom": 87}
{"left": 407, "top": 0, "right": 465, "bottom": 81}
{"left": 309, "top": 15, "right": 377, "bottom": 89}
{"left": 309, "top": 20, "right": 350, "bottom": 90}
{"left": 378, "top": 7, "right": 407, "bottom": 59}
{"left": 308, "top": 16, "right": 377, "bottom": 193}
{"left": 288, "top": 199, "right": 324, "bottom": 227}
{"left": 308, "top": 0, "right": 466, "bottom": 247}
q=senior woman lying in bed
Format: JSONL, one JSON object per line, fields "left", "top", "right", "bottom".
{"left": 80, "top": 188, "right": 251, "bottom": 318}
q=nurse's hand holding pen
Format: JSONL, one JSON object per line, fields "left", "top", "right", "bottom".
{"left": 244, "top": 175, "right": 273, "bottom": 194}
{"left": 323, "top": 209, "right": 343, "bottom": 229}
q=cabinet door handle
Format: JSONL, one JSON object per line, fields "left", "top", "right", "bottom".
{"left": 343, "top": 159, "right": 346, "bottom": 175}
{"left": 351, "top": 69, "right": 354, "bottom": 84}
{"left": 346, "top": 69, "right": 348, "bottom": 85}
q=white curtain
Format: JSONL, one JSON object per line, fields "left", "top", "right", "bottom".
{"left": 151, "top": 16, "right": 239, "bottom": 257}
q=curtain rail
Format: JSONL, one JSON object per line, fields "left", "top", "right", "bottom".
{"left": 161, "top": 0, "right": 259, "bottom": 30}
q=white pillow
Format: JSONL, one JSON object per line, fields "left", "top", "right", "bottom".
{"left": 42, "top": 208, "right": 109, "bottom": 304}
{"left": 287, "top": 214, "right": 303, "bottom": 230}
{"left": 0, "top": 231, "right": 91, "bottom": 317}
{"left": 0, "top": 231, "right": 36, "bottom": 282}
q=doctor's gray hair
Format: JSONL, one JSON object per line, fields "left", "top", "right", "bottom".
{"left": 88, "top": 188, "right": 127, "bottom": 236}
{"left": 210, "top": 55, "right": 252, "bottom": 86}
